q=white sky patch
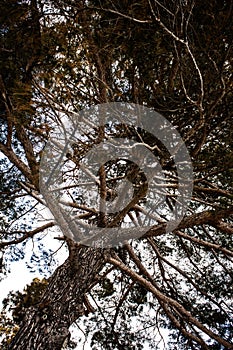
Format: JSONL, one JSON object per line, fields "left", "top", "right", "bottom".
{"left": 0, "top": 232, "right": 68, "bottom": 304}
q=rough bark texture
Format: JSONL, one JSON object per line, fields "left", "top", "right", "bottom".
{"left": 8, "top": 244, "right": 106, "bottom": 350}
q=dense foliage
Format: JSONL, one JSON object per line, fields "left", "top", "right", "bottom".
{"left": 0, "top": 0, "right": 232, "bottom": 349}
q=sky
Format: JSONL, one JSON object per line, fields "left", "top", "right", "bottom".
{"left": 0, "top": 234, "right": 67, "bottom": 302}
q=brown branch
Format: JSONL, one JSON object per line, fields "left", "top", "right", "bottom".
{"left": 194, "top": 185, "right": 233, "bottom": 199}
{"left": 123, "top": 242, "right": 161, "bottom": 289}
{"left": 212, "top": 220, "right": 233, "bottom": 235}
{"left": 174, "top": 230, "right": 233, "bottom": 257}
{"left": 14, "top": 123, "right": 39, "bottom": 188}
{"left": 89, "top": 6, "right": 151, "bottom": 24}
{"left": 0, "top": 74, "right": 14, "bottom": 148}
{"left": 108, "top": 256, "right": 233, "bottom": 348}
{"left": 0, "top": 142, "right": 32, "bottom": 182}
{"left": 0, "top": 222, "right": 55, "bottom": 248}
{"left": 160, "top": 301, "right": 209, "bottom": 349}
{"left": 111, "top": 280, "right": 135, "bottom": 331}
{"left": 147, "top": 237, "right": 232, "bottom": 314}
{"left": 144, "top": 207, "right": 233, "bottom": 239}
{"left": 98, "top": 164, "right": 107, "bottom": 227}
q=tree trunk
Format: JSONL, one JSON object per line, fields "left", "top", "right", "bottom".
{"left": 8, "top": 244, "right": 106, "bottom": 350}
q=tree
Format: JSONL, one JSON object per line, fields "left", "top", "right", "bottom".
{"left": 0, "top": 278, "right": 48, "bottom": 348}
{"left": 0, "top": 0, "right": 232, "bottom": 349}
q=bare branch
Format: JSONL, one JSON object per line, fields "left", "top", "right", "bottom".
{"left": 0, "top": 222, "right": 55, "bottom": 248}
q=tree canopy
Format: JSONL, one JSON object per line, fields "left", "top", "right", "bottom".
{"left": 0, "top": 0, "right": 232, "bottom": 349}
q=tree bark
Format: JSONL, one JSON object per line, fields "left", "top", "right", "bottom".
{"left": 8, "top": 244, "right": 106, "bottom": 350}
